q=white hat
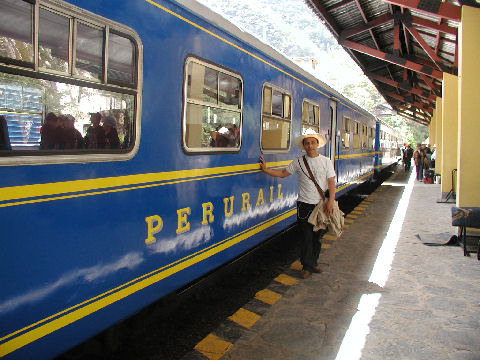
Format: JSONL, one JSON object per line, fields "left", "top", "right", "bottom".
{"left": 294, "top": 129, "right": 326, "bottom": 151}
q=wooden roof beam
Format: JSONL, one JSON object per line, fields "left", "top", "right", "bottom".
{"left": 394, "top": 104, "right": 431, "bottom": 121}
{"left": 369, "top": 73, "right": 436, "bottom": 101}
{"left": 397, "top": 113, "right": 430, "bottom": 125}
{"left": 396, "top": 104, "right": 431, "bottom": 120}
{"left": 404, "top": 23, "right": 451, "bottom": 72}
{"left": 419, "top": 73, "right": 442, "bottom": 95}
{"left": 339, "top": 11, "right": 458, "bottom": 40}
{"left": 380, "top": 0, "right": 461, "bottom": 21}
{"left": 385, "top": 91, "right": 433, "bottom": 113}
{"left": 410, "top": 14, "right": 458, "bottom": 36}
{"left": 395, "top": 109, "right": 430, "bottom": 125}
{"left": 340, "top": 39, "right": 444, "bottom": 80}
{"left": 339, "top": 13, "right": 393, "bottom": 39}
{"left": 393, "top": 18, "right": 401, "bottom": 54}
{"left": 415, "top": 28, "right": 456, "bottom": 45}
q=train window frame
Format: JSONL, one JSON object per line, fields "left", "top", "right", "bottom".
{"left": 0, "top": 0, "right": 35, "bottom": 68}
{"left": 182, "top": 57, "right": 243, "bottom": 153}
{"left": 0, "top": 0, "right": 143, "bottom": 166}
{"left": 341, "top": 116, "right": 350, "bottom": 149}
{"left": 352, "top": 120, "right": 360, "bottom": 149}
{"left": 73, "top": 20, "right": 105, "bottom": 83}
{"left": 260, "top": 83, "right": 292, "bottom": 153}
{"left": 369, "top": 127, "right": 375, "bottom": 149}
{"left": 301, "top": 99, "right": 319, "bottom": 135}
{"left": 361, "top": 124, "right": 367, "bottom": 149}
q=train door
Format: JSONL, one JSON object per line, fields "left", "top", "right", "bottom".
{"left": 329, "top": 101, "right": 338, "bottom": 179}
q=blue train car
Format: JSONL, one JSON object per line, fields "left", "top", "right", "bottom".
{"left": 374, "top": 120, "right": 402, "bottom": 173}
{"left": 0, "top": 0, "right": 386, "bottom": 358}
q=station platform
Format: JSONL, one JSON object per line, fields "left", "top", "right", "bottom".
{"left": 189, "top": 167, "right": 480, "bottom": 360}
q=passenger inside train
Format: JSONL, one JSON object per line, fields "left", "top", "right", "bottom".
{"left": 40, "top": 112, "right": 62, "bottom": 150}
{"left": 209, "top": 124, "right": 239, "bottom": 147}
{"left": 60, "top": 114, "right": 85, "bottom": 150}
{"left": 84, "top": 112, "right": 106, "bottom": 149}
{"left": 0, "top": 115, "right": 11, "bottom": 150}
{"left": 103, "top": 116, "right": 121, "bottom": 149}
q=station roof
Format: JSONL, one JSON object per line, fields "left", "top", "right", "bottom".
{"left": 304, "top": 0, "right": 475, "bottom": 126}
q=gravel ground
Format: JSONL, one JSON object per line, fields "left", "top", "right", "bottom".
{"left": 57, "top": 171, "right": 392, "bottom": 360}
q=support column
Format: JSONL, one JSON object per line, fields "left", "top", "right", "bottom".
{"left": 457, "top": 6, "right": 480, "bottom": 207}
{"left": 434, "top": 96, "right": 443, "bottom": 177}
{"left": 441, "top": 73, "right": 458, "bottom": 199}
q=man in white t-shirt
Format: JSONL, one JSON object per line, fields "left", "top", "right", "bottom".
{"left": 259, "top": 132, "right": 336, "bottom": 279}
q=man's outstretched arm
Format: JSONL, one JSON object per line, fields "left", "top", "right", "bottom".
{"left": 259, "top": 156, "right": 291, "bottom": 178}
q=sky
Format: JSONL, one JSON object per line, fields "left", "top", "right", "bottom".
{"left": 194, "top": 0, "right": 387, "bottom": 113}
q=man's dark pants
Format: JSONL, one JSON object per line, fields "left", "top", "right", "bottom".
{"left": 297, "top": 201, "right": 327, "bottom": 272}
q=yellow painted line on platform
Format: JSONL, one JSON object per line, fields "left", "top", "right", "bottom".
{"left": 346, "top": 214, "right": 358, "bottom": 219}
{"left": 228, "top": 308, "right": 260, "bottom": 329}
{"left": 343, "top": 224, "right": 349, "bottom": 228}
{"left": 323, "top": 243, "right": 331, "bottom": 249}
{"left": 274, "top": 273, "right": 299, "bottom": 286}
{"left": 290, "top": 260, "right": 302, "bottom": 271}
{"left": 351, "top": 210, "right": 363, "bottom": 214}
{"left": 345, "top": 218, "right": 355, "bottom": 224}
{"left": 255, "top": 289, "right": 282, "bottom": 305}
{"left": 194, "top": 334, "right": 233, "bottom": 360}
{"left": 323, "top": 234, "right": 338, "bottom": 241}
{"left": 355, "top": 205, "right": 368, "bottom": 209}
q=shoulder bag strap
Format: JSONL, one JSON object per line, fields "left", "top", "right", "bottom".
{"left": 302, "top": 155, "right": 326, "bottom": 201}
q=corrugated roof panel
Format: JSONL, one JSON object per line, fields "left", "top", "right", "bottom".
{"left": 375, "top": 30, "right": 393, "bottom": 47}
{"left": 304, "top": 0, "right": 463, "bottom": 124}
{"left": 410, "top": 9, "right": 441, "bottom": 23}
{"left": 375, "top": 22, "right": 394, "bottom": 34}
{"left": 361, "top": 0, "right": 390, "bottom": 19}
{"left": 323, "top": 0, "right": 342, "bottom": 8}
{"left": 445, "top": 19, "right": 460, "bottom": 28}
{"left": 350, "top": 31, "right": 373, "bottom": 44}
{"left": 443, "top": 32, "right": 456, "bottom": 42}
{"left": 414, "top": 31, "right": 437, "bottom": 48}
{"left": 330, "top": 2, "right": 364, "bottom": 29}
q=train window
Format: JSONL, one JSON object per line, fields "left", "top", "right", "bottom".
{"left": 75, "top": 22, "right": 104, "bottom": 81}
{"left": 341, "top": 116, "right": 350, "bottom": 148}
{"left": 184, "top": 58, "right": 242, "bottom": 151}
{"left": 301, "top": 100, "right": 319, "bottom": 134}
{"left": 362, "top": 124, "right": 367, "bottom": 149}
{"left": 261, "top": 84, "right": 291, "bottom": 152}
{"left": 38, "top": 8, "right": 70, "bottom": 74}
{"left": 369, "top": 127, "right": 375, "bottom": 149}
{"left": 0, "top": 0, "right": 34, "bottom": 66}
{"left": 0, "top": 0, "right": 141, "bottom": 165}
{"left": 108, "top": 31, "right": 136, "bottom": 87}
{"left": 271, "top": 90, "right": 283, "bottom": 117}
{"left": 352, "top": 121, "right": 360, "bottom": 149}
{"left": 219, "top": 72, "right": 241, "bottom": 109}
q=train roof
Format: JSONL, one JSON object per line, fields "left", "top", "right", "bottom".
{"left": 175, "top": 0, "right": 376, "bottom": 120}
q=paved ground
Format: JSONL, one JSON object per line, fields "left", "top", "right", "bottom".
{"left": 219, "top": 167, "right": 480, "bottom": 360}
